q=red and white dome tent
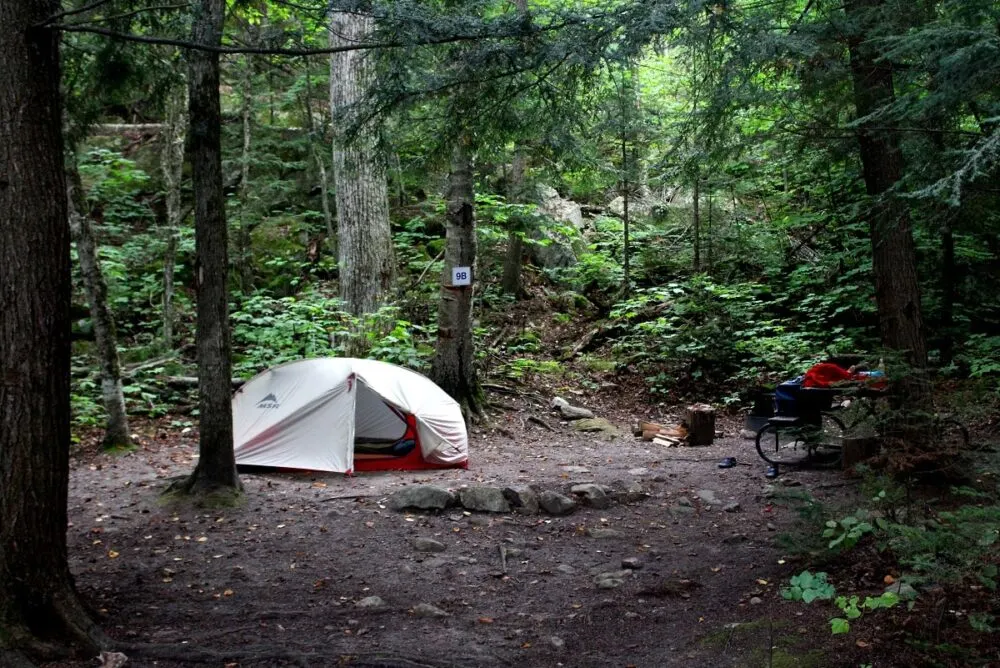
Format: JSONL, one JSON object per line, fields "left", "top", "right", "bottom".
{"left": 232, "top": 358, "right": 469, "bottom": 474}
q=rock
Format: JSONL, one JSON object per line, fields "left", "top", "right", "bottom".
{"left": 740, "top": 429, "right": 757, "bottom": 439}
{"left": 677, "top": 496, "right": 694, "bottom": 507}
{"left": 412, "top": 538, "right": 447, "bottom": 553}
{"left": 98, "top": 652, "right": 129, "bottom": 668}
{"left": 503, "top": 485, "right": 539, "bottom": 515}
{"left": 766, "top": 522, "right": 777, "bottom": 531}
{"left": 723, "top": 502, "right": 741, "bottom": 513}
{"left": 594, "top": 570, "right": 631, "bottom": 589}
{"left": 411, "top": 603, "right": 449, "bottom": 618}
{"left": 749, "top": 597, "right": 763, "bottom": 606}
{"left": 547, "top": 636, "right": 566, "bottom": 651}
{"left": 628, "top": 468, "right": 648, "bottom": 476}
{"left": 697, "top": 490, "right": 721, "bottom": 506}
{"left": 555, "top": 563, "right": 577, "bottom": 575}
{"left": 570, "top": 483, "right": 612, "bottom": 509}
{"left": 572, "top": 418, "right": 621, "bottom": 437}
{"left": 558, "top": 404, "right": 595, "bottom": 420}
{"left": 389, "top": 485, "right": 455, "bottom": 511}
{"left": 355, "top": 596, "right": 385, "bottom": 609}
{"left": 586, "top": 527, "right": 622, "bottom": 539}
{"left": 780, "top": 478, "right": 802, "bottom": 487}
{"left": 621, "top": 557, "right": 643, "bottom": 570}
{"left": 885, "top": 581, "right": 918, "bottom": 601}
{"left": 551, "top": 396, "right": 570, "bottom": 409}
{"left": 669, "top": 505, "right": 696, "bottom": 516}
{"left": 538, "top": 185, "right": 585, "bottom": 230}
{"left": 458, "top": 486, "right": 510, "bottom": 513}
{"left": 722, "top": 533, "right": 747, "bottom": 544}
{"left": 616, "top": 482, "right": 650, "bottom": 504}
{"left": 539, "top": 490, "right": 577, "bottom": 515}
{"left": 761, "top": 484, "right": 777, "bottom": 499}
{"left": 561, "top": 465, "right": 590, "bottom": 474}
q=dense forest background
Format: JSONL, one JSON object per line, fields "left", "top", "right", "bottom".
{"left": 64, "top": 0, "right": 1000, "bottom": 429}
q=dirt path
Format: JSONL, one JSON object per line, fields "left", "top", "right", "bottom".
{"left": 54, "top": 400, "right": 863, "bottom": 668}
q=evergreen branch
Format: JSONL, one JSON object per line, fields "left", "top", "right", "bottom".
{"left": 38, "top": 0, "right": 118, "bottom": 26}
{"left": 61, "top": 3, "right": 190, "bottom": 27}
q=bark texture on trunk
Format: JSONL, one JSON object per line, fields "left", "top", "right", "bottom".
{"left": 236, "top": 55, "right": 255, "bottom": 294}
{"left": 501, "top": 152, "right": 527, "bottom": 297}
{"left": 432, "top": 142, "right": 482, "bottom": 416}
{"left": 330, "top": 10, "right": 394, "bottom": 316}
{"left": 0, "top": 0, "right": 104, "bottom": 659}
{"left": 67, "top": 166, "right": 131, "bottom": 450}
{"left": 181, "top": 0, "right": 241, "bottom": 495}
{"left": 846, "top": 0, "right": 930, "bottom": 412}
{"left": 621, "top": 137, "right": 631, "bottom": 296}
{"left": 161, "top": 87, "right": 186, "bottom": 350}
{"left": 692, "top": 176, "right": 701, "bottom": 272}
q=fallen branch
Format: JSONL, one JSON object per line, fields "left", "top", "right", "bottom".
{"left": 499, "top": 544, "right": 508, "bottom": 574}
{"left": 164, "top": 375, "right": 246, "bottom": 389}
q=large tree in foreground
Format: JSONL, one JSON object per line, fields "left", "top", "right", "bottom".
{"left": 171, "top": 0, "right": 242, "bottom": 496}
{"left": 0, "top": 0, "right": 104, "bottom": 663}
{"left": 330, "top": 8, "right": 395, "bottom": 317}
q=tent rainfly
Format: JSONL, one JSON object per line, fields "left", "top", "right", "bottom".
{"left": 232, "top": 358, "right": 469, "bottom": 473}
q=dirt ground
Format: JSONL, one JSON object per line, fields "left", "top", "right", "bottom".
{"left": 53, "top": 395, "right": 882, "bottom": 668}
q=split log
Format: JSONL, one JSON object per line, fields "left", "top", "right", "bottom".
{"left": 685, "top": 404, "right": 716, "bottom": 446}
{"left": 653, "top": 436, "right": 681, "bottom": 447}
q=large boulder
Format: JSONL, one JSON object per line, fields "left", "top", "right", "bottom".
{"left": 552, "top": 396, "right": 595, "bottom": 420}
{"left": 388, "top": 485, "right": 455, "bottom": 511}
{"left": 570, "top": 483, "right": 613, "bottom": 509}
{"left": 527, "top": 185, "right": 586, "bottom": 270}
{"left": 458, "top": 486, "right": 511, "bottom": 513}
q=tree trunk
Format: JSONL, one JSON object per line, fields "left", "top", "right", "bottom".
{"left": 621, "top": 135, "right": 631, "bottom": 297}
{"left": 161, "top": 86, "right": 186, "bottom": 350}
{"left": 178, "top": 0, "right": 241, "bottom": 496}
{"left": 235, "top": 55, "right": 255, "bottom": 293}
{"left": 939, "top": 222, "right": 955, "bottom": 365}
{"left": 501, "top": 151, "right": 527, "bottom": 297}
{"left": 692, "top": 176, "right": 701, "bottom": 272}
{"left": 706, "top": 188, "right": 714, "bottom": 274}
{"left": 845, "top": 0, "right": 931, "bottom": 415}
{"left": 0, "top": 0, "right": 105, "bottom": 660}
{"left": 432, "top": 141, "right": 482, "bottom": 416}
{"left": 330, "top": 10, "right": 394, "bottom": 317}
{"left": 67, "top": 164, "right": 132, "bottom": 450}
{"left": 302, "top": 60, "right": 336, "bottom": 258}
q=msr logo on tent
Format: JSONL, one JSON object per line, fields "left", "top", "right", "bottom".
{"left": 256, "top": 393, "right": 280, "bottom": 409}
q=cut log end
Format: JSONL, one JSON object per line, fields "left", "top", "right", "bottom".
{"left": 685, "top": 404, "right": 716, "bottom": 446}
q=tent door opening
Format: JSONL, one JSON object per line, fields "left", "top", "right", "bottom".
{"left": 352, "top": 380, "right": 417, "bottom": 459}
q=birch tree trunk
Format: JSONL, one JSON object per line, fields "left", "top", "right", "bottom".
{"left": 432, "top": 141, "right": 482, "bottom": 416}
{"left": 330, "top": 10, "right": 394, "bottom": 317}
{"left": 1, "top": 0, "right": 105, "bottom": 658}
{"left": 235, "top": 55, "right": 255, "bottom": 293}
{"left": 175, "top": 0, "right": 242, "bottom": 496}
{"left": 161, "top": 86, "right": 186, "bottom": 350}
{"left": 67, "top": 165, "right": 132, "bottom": 450}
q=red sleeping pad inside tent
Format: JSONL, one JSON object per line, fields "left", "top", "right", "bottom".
{"left": 352, "top": 413, "right": 469, "bottom": 473}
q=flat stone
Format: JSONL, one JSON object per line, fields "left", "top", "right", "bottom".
{"left": 571, "top": 483, "right": 612, "bottom": 509}
{"left": 586, "top": 527, "right": 622, "bottom": 539}
{"left": 677, "top": 496, "right": 694, "bottom": 507}
{"left": 621, "top": 557, "right": 643, "bottom": 570}
{"left": 749, "top": 597, "right": 763, "bottom": 605}
{"left": 561, "top": 465, "right": 590, "bottom": 474}
{"left": 503, "top": 485, "right": 540, "bottom": 515}
{"left": 411, "top": 603, "right": 449, "bottom": 617}
{"left": 594, "top": 570, "right": 631, "bottom": 589}
{"left": 571, "top": 418, "right": 621, "bottom": 436}
{"left": 412, "top": 537, "right": 447, "bottom": 553}
{"left": 616, "top": 482, "right": 650, "bottom": 504}
{"left": 539, "top": 490, "right": 577, "bottom": 516}
{"left": 697, "top": 490, "right": 721, "bottom": 506}
{"left": 555, "top": 563, "right": 577, "bottom": 575}
{"left": 355, "top": 596, "right": 385, "bottom": 609}
{"left": 723, "top": 502, "right": 741, "bottom": 513}
{"left": 766, "top": 523, "right": 777, "bottom": 531}
{"left": 389, "top": 485, "right": 455, "bottom": 511}
{"left": 559, "top": 404, "right": 595, "bottom": 420}
{"left": 628, "top": 468, "right": 649, "bottom": 476}
{"left": 458, "top": 486, "right": 510, "bottom": 513}
{"left": 548, "top": 636, "right": 566, "bottom": 651}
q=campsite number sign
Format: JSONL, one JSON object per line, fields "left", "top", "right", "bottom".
{"left": 451, "top": 266, "right": 472, "bottom": 286}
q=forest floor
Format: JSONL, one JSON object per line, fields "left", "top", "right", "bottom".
{"left": 49, "top": 388, "right": 907, "bottom": 668}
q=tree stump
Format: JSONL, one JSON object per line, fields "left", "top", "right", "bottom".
{"left": 842, "top": 436, "right": 879, "bottom": 470}
{"left": 685, "top": 404, "right": 716, "bottom": 446}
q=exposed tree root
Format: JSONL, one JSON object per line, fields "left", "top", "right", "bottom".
{"left": 162, "top": 473, "right": 245, "bottom": 509}
{"left": 0, "top": 588, "right": 110, "bottom": 665}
